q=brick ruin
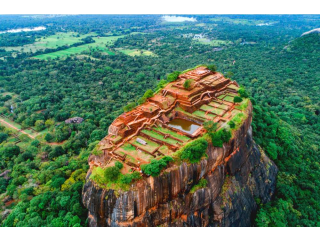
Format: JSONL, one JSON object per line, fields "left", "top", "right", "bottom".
{"left": 90, "top": 66, "right": 242, "bottom": 174}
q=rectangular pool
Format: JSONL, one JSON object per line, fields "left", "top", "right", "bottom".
{"left": 168, "top": 118, "right": 201, "bottom": 135}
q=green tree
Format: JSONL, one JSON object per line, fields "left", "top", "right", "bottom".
{"left": 203, "top": 121, "right": 218, "bottom": 133}
{"left": 233, "top": 96, "right": 243, "bottom": 103}
{"left": 207, "top": 64, "right": 217, "bottom": 72}
{"left": 183, "top": 79, "right": 194, "bottom": 89}
{"left": 104, "top": 166, "right": 120, "bottom": 182}
{"left": 167, "top": 71, "right": 181, "bottom": 82}
{"left": 0, "top": 132, "right": 8, "bottom": 143}
{"left": 180, "top": 138, "right": 208, "bottom": 163}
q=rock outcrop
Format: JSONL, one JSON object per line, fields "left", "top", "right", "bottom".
{"left": 82, "top": 105, "right": 278, "bottom": 227}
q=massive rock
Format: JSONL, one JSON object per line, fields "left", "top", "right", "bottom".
{"left": 82, "top": 105, "right": 278, "bottom": 227}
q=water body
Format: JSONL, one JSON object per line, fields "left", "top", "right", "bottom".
{"left": 0, "top": 26, "right": 46, "bottom": 34}
{"left": 162, "top": 16, "right": 197, "bottom": 22}
{"left": 168, "top": 118, "right": 200, "bottom": 135}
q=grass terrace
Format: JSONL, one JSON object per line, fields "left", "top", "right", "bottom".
{"left": 141, "top": 129, "right": 180, "bottom": 146}
{"left": 223, "top": 95, "right": 234, "bottom": 102}
{"left": 158, "top": 145, "right": 173, "bottom": 156}
{"left": 129, "top": 136, "right": 159, "bottom": 153}
{"left": 117, "top": 142, "right": 154, "bottom": 164}
{"left": 192, "top": 110, "right": 216, "bottom": 120}
{"left": 153, "top": 126, "right": 190, "bottom": 142}
{"left": 209, "top": 101, "right": 230, "bottom": 110}
{"left": 200, "top": 104, "right": 225, "bottom": 115}
{"left": 227, "top": 84, "right": 240, "bottom": 91}
{"left": 218, "top": 94, "right": 226, "bottom": 100}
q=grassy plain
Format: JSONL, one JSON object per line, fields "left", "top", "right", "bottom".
{"left": 2, "top": 32, "right": 97, "bottom": 53}
{"left": 33, "top": 36, "right": 122, "bottom": 60}
{"left": 210, "top": 17, "right": 278, "bottom": 26}
{"left": 193, "top": 38, "right": 231, "bottom": 46}
{"left": 117, "top": 48, "right": 156, "bottom": 57}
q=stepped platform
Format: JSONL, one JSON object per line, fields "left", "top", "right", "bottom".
{"left": 92, "top": 66, "right": 246, "bottom": 172}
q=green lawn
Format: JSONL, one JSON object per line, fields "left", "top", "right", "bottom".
{"left": 153, "top": 126, "right": 190, "bottom": 142}
{"left": 33, "top": 36, "right": 125, "bottom": 60}
{"left": 129, "top": 136, "right": 159, "bottom": 153}
{"left": 141, "top": 129, "right": 179, "bottom": 146}
{"left": 227, "top": 84, "right": 239, "bottom": 91}
{"left": 223, "top": 96, "right": 234, "bottom": 102}
{"left": 0, "top": 116, "right": 22, "bottom": 129}
{"left": 200, "top": 105, "right": 224, "bottom": 115}
{"left": 209, "top": 101, "right": 229, "bottom": 110}
{"left": 158, "top": 145, "right": 173, "bottom": 156}
{"left": 118, "top": 142, "right": 154, "bottom": 163}
{"left": 2, "top": 32, "right": 98, "bottom": 53}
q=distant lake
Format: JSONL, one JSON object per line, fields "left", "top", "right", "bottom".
{"left": 0, "top": 26, "right": 46, "bottom": 34}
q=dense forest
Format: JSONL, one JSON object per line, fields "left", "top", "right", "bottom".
{"left": 0, "top": 14, "right": 319, "bottom": 226}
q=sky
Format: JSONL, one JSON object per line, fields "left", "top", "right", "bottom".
{"left": 1, "top": 0, "right": 318, "bottom": 14}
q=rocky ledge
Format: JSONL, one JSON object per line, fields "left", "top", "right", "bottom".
{"left": 82, "top": 104, "right": 278, "bottom": 227}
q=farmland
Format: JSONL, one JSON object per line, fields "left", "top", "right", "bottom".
{"left": 2, "top": 32, "right": 97, "bottom": 53}
{"left": 33, "top": 36, "right": 124, "bottom": 60}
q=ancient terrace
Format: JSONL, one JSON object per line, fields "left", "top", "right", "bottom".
{"left": 92, "top": 66, "right": 241, "bottom": 173}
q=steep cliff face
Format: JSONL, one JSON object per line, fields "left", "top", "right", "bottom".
{"left": 82, "top": 106, "right": 278, "bottom": 227}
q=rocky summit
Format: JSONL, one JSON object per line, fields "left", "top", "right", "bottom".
{"left": 82, "top": 66, "right": 278, "bottom": 227}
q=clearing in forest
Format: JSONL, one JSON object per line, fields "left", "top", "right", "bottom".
{"left": 117, "top": 48, "right": 156, "bottom": 57}
{"left": 2, "top": 32, "right": 98, "bottom": 53}
{"left": 33, "top": 36, "right": 122, "bottom": 60}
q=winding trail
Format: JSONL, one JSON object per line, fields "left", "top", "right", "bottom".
{"left": 0, "top": 117, "right": 36, "bottom": 139}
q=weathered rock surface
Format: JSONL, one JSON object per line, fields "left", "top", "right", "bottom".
{"left": 82, "top": 106, "right": 278, "bottom": 227}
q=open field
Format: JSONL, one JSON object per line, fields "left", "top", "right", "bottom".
{"left": 210, "top": 17, "right": 278, "bottom": 26}
{"left": 193, "top": 38, "right": 231, "bottom": 46}
{"left": 117, "top": 48, "right": 156, "bottom": 57}
{"left": 2, "top": 32, "right": 98, "bottom": 53}
{"left": 33, "top": 36, "right": 122, "bottom": 60}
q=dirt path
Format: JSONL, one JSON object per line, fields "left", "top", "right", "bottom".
{"left": 0, "top": 118, "right": 36, "bottom": 139}
{"left": 48, "top": 140, "right": 66, "bottom": 146}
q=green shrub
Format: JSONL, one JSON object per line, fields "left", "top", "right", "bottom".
{"left": 203, "top": 120, "right": 218, "bottom": 133}
{"left": 206, "top": 64, "right": 217, "bottom": 72}
{"left": 123, "top": 102, "right": 136, "bottom": 112}
{"left": 238, "top": 87, "right": 249, "bottom": 98}
{"left": 231, "top": 113, "right": 246, "bottom": 130}
{"left": 190, "top": 179, "right": 208, "bottom": 193}
{"left": 234, "top": 96, "right": 243, "bottom": 103}
{"left": 104, "top": 166, "right": 121, "bottom": 182}
{"left": 167, "top": 71, "right": 181, "bottom": 82}
{"left": 119, "top": 172, "right": 141, "bottom": 184}
{"left": 183, "top": 79, "right": 194, "bottom": 89}
{"left": 154, "top": 79, "right": 168, "bottom": 92}
{"left": 210, "top": 128, "right": 232, "bottom": 147}
{"left": 141, "top": 156, "right": 173, "bottom": 176}
{"left": 228, "top": 120, "right": 236, "bottom": 129}
{"left": 137, "top": 89, "right": 154, "bottom": 104}
{"left": 91, "top": 145, "right": 103, "bottom": 156}
{"left": 115, "top": 161, "right": 123, "bottom": 170}
{"left": 180, "top": 138, "right": 208, "bottom": 163}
